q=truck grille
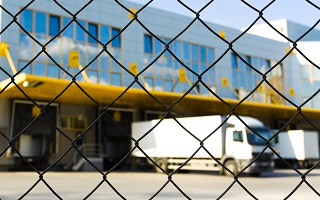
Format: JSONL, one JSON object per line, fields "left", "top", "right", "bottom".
{"left": 252, "top": 153, "right": 273, "bottom": 162}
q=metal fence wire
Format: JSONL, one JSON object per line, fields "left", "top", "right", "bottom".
{"left": 1, "top": 0, "right": 320, "bottom": 199}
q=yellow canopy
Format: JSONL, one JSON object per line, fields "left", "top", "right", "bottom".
{"left": 0, "top": 74, "right": 319, "bottom": 121}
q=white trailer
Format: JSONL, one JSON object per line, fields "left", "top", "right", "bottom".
{"left": 274, "top": 130, "right": 320, "bottom": 168}
{"left": 131, "top": 115, "right": 274, "bottom": 176}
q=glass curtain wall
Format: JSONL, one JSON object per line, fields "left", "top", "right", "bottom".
{"left": 143, "top": 35, "right": 215, "bottom": 95}
{"left": 19, "top": 9, "right": 122, "bottom": 85}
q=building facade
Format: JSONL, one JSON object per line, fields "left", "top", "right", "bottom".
{"left": 0, "top": 0, "right": 319, "bottom": 170}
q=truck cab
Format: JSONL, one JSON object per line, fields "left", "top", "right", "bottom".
{"left": 223, "top": 120, "right": 274, "bottom": 176}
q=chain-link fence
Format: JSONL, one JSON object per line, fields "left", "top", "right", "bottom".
{"left": 1, "top": 0, "right": 320, "bottom": 199}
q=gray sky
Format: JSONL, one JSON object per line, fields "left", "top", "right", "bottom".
{"left": 127, "top": 0, "right": 320, "bottom": 30}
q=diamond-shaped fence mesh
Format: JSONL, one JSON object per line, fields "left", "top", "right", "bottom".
{"left": 1, "top": 0, "right": 320, "bottom": 199}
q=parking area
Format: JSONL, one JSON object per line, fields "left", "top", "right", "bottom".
{"left": 1, "top": 169, "right": 320, "bottom": 199}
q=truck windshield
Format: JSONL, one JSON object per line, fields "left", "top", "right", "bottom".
{"left": 246, "top": 128, "right": 271, "bottom": 145}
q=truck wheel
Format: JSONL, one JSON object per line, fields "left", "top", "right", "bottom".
{"left": 155, "top": 158, "right": 167, "bottom": 173}
{"left": 223, "top": 160, "right": 238, "bottom": 176}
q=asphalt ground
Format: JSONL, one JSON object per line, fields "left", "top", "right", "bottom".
{"left": 0, "top": 169, "right": 320, "bottom": 199}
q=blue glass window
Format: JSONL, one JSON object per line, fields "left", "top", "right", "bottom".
{"left": 100, "top": 53, "right": 110, "bottom": 71}
{"left": 113, "top": 48, "right": 121, "bottom": 60}
{"left": 182, "top": 42, "right": 190, "bottom": 60}
{"left": 164, "top": 58, "right": 173, "bottom": 79}
{"left": 20, "top": 33, "right": 32, "bottom": 59}
{"left": 35, "top": 12, "right": 46, "bottom": 34}
{"left": 174, "top": 41, "right": 181, "bottom": 58}
{"left": 231, "top": 53, "right": 237, "bottom": 69}
{"left": 47, "top": 39, "right": 61, "bottom": 63}
{"left": 111, "top": 28, "right": 121, "bottom": 48}
{"left": 33, "top": 63, "right": 46, "bottom": 76}
{"left": 200, "top": 83, "right": 207, "bottom": 95}
{"left": 200, "top": 64, "right": 206, "bottom": 73}
{"left": 154, "top": 62, "right": 162, "bottom": 76}
{"left": 154, "top": 38, "right": 162, "bottom": 54}
{"left": 200, "top": 46, "right": 206, "bottom": 63}
{"left": 259, "top": 58, "right": 265, "bottom": 72}
{"left": 100, "top": 72, "right": 110, "bottom": 85}
{"left": 245, "top": 56, "right": 251, "bottom": 71}
{"left": 192, "top": 63, "right": 199, "bottom": 74}
{"left": 145, "top": 78, "right": 153, "bottom": 89}
{"left": 87, "top": 70, "right": 98, "bottom": 83}
{"left": 231, "top": 92, "right": 238, "bottom": 100}
{"left": 232, "top": 70, "right": 238, "bottom": 88}
{"left": 48, "top": 64, "right": 59, "bottom": 78}
{"left": 18, "top": 61, "right": 31, "bottom": 74}
{"left": 61, "top": 38, "right": 71, "bottom": 64}
{"left": 208, "top": 48, "right": 214, "bottom": 64}
{"left": 49, "top": 15, "right": 60, "bottom": 36}
{"left": 174, "top": 82, "right": 183, "bottom": 93}
{"left": 164, "top": 38, "right": 170, "bottom": 57}
{"left": 112, "top": 73, "right": 121, "bottom": 86}
{"left": 265, "top": 59, "right": 271, "bottom": 70}
{"left": 76, "top": 20, "right": 86, "bottom": 42}
{"left": 208, "top": 68, "right": 215, "bottom": 85}
{"left": 78, "top": 44, "right": 86, "bottom": 65}
{"left": 185, "top": 61, "right": 191, "bottom": 72}
{"left": 192, "top": 45, "right": 198, "bottom": 62}
{"left": 254, "top": 74, "right": 259, "bottom": 87}
{"left": 88, "top": 23, "right": 98, "bottom": 43}
{"left": 35, "top": 35, "right": 46, "bottom": 61}
{"left": 21, "top": 10, "right": 33, "bottom": 32}
{"left": 174, "top": 60, "right": 179, "bottom": 70}
{"left": 144, "top": 35, "right": 153, "bottom": 53}
{"left": 239, "top": 54, "right": 245, "bottom": 70}
{"left": 247, "top": 73, "right": 253, "bottom": 90}
{"left": 62, "top": 18, "right": 73, "bottom": 38}
{"left": 143, "top": 55, "right": 152, "bottom": 75}
{"left": 111, "top": 59, "right": 121, "bottom": 72}
{"left": 88, "top": 44, "right": 98, "bottom": 68}
{"left": 164, "top": 80, "right": 173, "bottom": 92}
{"left": 252, "top": 57, "right": 258, "bottom": 69}
{"left": 189, "top": 68, "right": 197, "bottom": 82}
{"left": 239, "top": 71, "right": 245, "bottom": 88}
{"left": 155, "top": 79, "right": 163, "bottom": 91}
{"left": 100, "top": 25, "right": 110, "bottom": 44}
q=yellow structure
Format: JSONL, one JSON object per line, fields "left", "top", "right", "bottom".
{"left": 128, "top": 8, "right": 137, "bottom": 19}
{"left": 289, "top": 88, "right": 295, "bottom": 96}
{"left": 129, "top": 62, "right": 151, "bottom": 90}
{"left": 1, "top": 73, "right": 320, "bottom": 122}
{"left": 219, "top": 30, "right": 226, "bottom": 39}
{"left": 178, "top": 68, "right": 187, "bottom": 82}
{"left": 221, "top": 77, "right": 239, "bottom": 99}
{"left": 0, "top": 42, "right": 17, "bottom": 74}
{"left": 68, "top": 51, "right": 91, "bottom": 83}
{"left": 285, "top": 47, "right": 295, "bottom": 55}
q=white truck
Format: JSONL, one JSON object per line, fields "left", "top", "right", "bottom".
{"left": 273, "top": 130, "right": 320, "bottom": 168}
{"left": 131, "top": 115, "right": 274, "bottom": 176}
